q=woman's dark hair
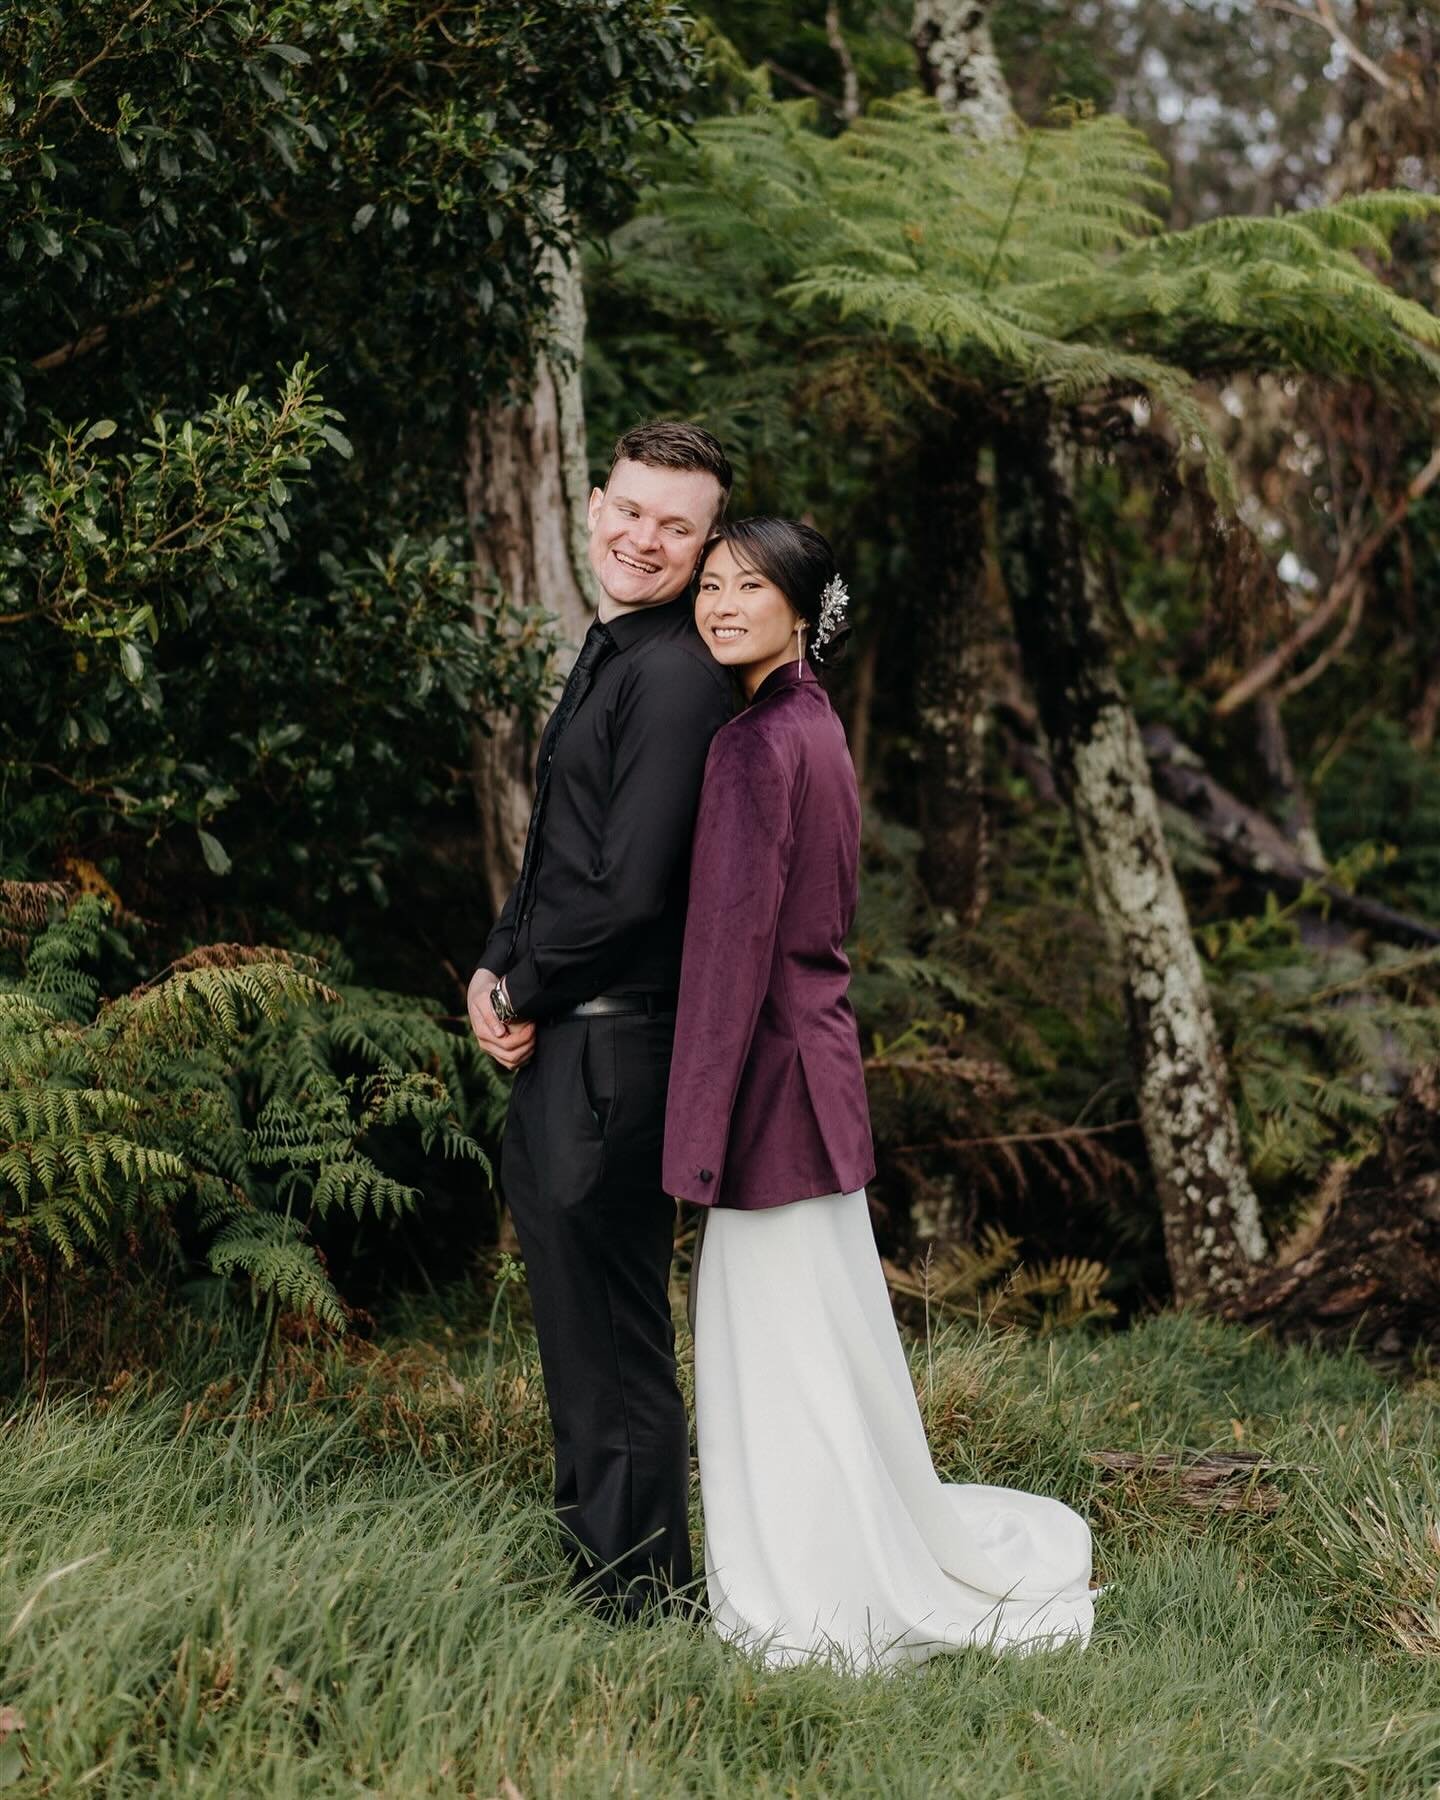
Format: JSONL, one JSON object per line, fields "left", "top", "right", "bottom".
{"left": 700, "top": 517, "right": 851, "bottom": 665}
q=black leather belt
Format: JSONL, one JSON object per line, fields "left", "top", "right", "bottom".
{"left": 559, "top": 993, "right": 676, "bottom": 1020}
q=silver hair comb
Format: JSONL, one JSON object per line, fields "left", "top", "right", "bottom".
{"left": 811, "top": 573, "right": 849, "bottom": 659}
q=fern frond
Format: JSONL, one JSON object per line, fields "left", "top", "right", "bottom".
{"left": 207, "top": 1213, "right": 345, "bottom": 1329}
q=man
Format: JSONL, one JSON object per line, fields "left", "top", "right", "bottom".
{"left": 468, "top": 420, "right": 733, "bottom": 1618}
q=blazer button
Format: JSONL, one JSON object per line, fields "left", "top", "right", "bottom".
{"left": 699, "top": 1169, "right": 713, "bottom": 1183}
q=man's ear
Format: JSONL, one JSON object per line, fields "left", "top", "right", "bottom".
{"left": 586, "top": 485, "right": 605, "bottom": 530}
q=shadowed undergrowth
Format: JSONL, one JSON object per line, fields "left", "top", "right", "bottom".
{"left": 2, "top": 1298, "right": 1439, "bottom": 1798}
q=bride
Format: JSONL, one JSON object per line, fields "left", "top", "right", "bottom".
{"left": 663, "top": 518, "right": 1095, "bottom": 1672}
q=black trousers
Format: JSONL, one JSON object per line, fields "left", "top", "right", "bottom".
{"left": 501, "top": 1011, "right": 691, "bottom": 1618}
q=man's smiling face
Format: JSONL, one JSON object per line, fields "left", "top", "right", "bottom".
{"left": 586, "top": 458, "right": 724, "bottom": 616}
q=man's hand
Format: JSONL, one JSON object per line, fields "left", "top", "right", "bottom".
{"left": 467, "top": 967, "right": 537, "bottom": 1070}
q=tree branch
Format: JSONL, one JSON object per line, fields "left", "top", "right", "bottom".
{"left": 1144, "top": 723, "right": 1440, "bottom": 947}
{"left": 1259, "top": 0, "right": 1400, "bottom": 93}
{"left": 32, "top": 260, "right": 195, "bottom": 372}
{"left": 762, "top": 59, "right": 841, "bottom": 109}
{"left": 1214, "top": 444, "right": 1440, "bottom": 715}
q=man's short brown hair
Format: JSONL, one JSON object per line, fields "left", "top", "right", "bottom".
{"left": 607, "top": 421, "right": 733, "bottom": 513}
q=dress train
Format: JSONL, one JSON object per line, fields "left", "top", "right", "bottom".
{"left": 693, "top": 1188, "right": 1095, "bottom": 1672}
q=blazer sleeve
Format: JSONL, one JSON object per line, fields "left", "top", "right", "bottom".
{"left": 663, "top": 726, "right": 793, "bottom": 1206}
{"left": 501, "top": 647, "right": 731, "bottom": 1021}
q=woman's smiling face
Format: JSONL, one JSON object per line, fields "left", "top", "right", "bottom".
{"left": 695, "top": 540, "right": 803, "bottom": 698}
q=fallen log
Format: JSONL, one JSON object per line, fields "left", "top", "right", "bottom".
{"left": 1142, "top": 723, "right": 1440, "bottom": 948}
{"left": 1089, "top": 1448, "right": 1293, "bottom": 1514}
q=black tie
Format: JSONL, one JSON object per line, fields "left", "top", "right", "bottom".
{"left": 511, "top": 618, "right": 616, "bottom": 933}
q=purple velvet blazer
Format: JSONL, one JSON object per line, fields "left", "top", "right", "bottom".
{"left": 663, "top": 660, "right": 876, "bottom": 1209}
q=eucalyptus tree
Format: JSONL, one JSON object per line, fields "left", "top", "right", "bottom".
{"left": 634, "top": 92, "right": 1440, "bottom": 1301}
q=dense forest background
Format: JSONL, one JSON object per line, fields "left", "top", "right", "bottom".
{"left": 5, "top": 0, "right": 1440, "bottom": 1388}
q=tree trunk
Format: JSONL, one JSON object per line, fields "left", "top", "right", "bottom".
{"left": 905, "top": 1, "right": 1013, "bottom": 925}
{"left": 464, "top": 233, "right": 598, "bottom": 918}
{"left": 909, "top": 4, "right": 1266, "bottom": 1301}
{"left": 912, "top": 427, "right": 990, "bottom": 924}
{"left": 1222, "top": 1062, "right": 1440, "bottom": 1359}
{"left": 911, "top": 0, "right": 1018, "bottom": 140}
{"left": 994, "top": 408, "right": 1270, "bottom": 1303}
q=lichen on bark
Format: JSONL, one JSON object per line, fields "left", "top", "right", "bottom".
{"left": 995, "top": 407, "right": 1270, "bottom": 1302}
{"left": 910, "top": 0, "right": 1018, "bottom": 144}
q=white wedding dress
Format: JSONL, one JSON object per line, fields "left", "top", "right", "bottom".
{"left": 693, "top": 1188, "right": 1095, "bottom": 1672}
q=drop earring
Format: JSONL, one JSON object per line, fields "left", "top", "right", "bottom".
{"left": 795, "top": 620, "right": 804, "bottom": 674}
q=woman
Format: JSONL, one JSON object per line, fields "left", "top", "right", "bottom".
{"left": 663, "top": 519, "right": 1095, "bottom": 1672}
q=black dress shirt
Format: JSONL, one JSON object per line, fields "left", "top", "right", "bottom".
{"left": 479, "top": 595, "right": 734, "bottom": 1022}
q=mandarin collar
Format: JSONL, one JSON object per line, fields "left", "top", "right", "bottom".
{"left": 600, "top": 593, "right": 692, "bottom": 652}
{"left": 749, "top": 660, "right": 818, "bottom": 707}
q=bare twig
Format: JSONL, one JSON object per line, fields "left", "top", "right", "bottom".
{"left": 1215, "top": 444, "right": 1440, "bottom": 715}
{"left": 1259, "top": 0, "right": 1400, "bottom": 93}
{"left": 892, "top": 1119, "right": 1141, "bottom": 1154}
{"left": 1277, "top": 569, "right": 1367, "bottom": 698}
{"left": 762, "top": 59, "right": 841, "bottom": 109}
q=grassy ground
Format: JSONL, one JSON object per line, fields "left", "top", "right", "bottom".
{"left": 3, "top": 1286, "right": 1439, "bottom": 1798}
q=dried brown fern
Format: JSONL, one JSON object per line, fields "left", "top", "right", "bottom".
{"left": 885, "top": 1224, "right": 1116, "bottom": 1332}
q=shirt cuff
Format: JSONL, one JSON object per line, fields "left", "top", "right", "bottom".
{"left": 476, "top": 928, "right": 512, "bottom": 979}
{"left": 500, "top": 954, "right": 543, "bottom": 1020}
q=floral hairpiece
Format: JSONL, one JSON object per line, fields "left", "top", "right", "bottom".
{"left": 811, "top": 573, "right": 849, "bottom": 660}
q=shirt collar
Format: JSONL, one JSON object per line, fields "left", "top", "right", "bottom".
{"left": 750, "top": 660, "right": 818, "bottom": 706}
{"left": 599, "top": 593, "right": 693, "bottom": 653}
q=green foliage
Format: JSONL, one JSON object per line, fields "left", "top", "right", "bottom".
{"left": 2, "top": 0, "right": 697, "bottom": 897}
{"left": 848, "top": 812, "right": 1146, "bottom": 1284}
{"left": 621, "top": 91, "right": 1440, "bottom": 497}
{"left": 4, "top": 0, "right": 698, "bottom": 426}
{"left": 1312, "top": 717, "right": 1440, "bottom": 923}
{"left": 0, "top": 885, "right": 494, "bottom": 1365}
{"left": 848, "top": 794, "right": 1440, "bottom": 1285}
{"left": 1199, "top": 870, "right": 1440, "bottom": 1209}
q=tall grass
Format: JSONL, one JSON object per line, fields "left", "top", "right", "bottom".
{"left": 3, "top": 1294, "right": 1439, "bottom": 1797}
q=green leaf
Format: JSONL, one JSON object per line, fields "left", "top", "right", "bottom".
{"left": 119, "top": 641, "right": 144, "bottom": 683}
{"left": 81, "top": 419, "right": 117, "bottom": 446}
{"left": 197, "top": 830, "right": 232, "bottom": 876}
{"left": 317, "top": 424, "right": 354, "bottom": 459}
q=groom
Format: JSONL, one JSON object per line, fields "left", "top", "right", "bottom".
{"left": 468, "top": 420, "right": 733, "bottom": 1617}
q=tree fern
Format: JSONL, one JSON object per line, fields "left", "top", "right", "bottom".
{"left": 622, "top": 90, "right": 1440, "bottom": 500}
